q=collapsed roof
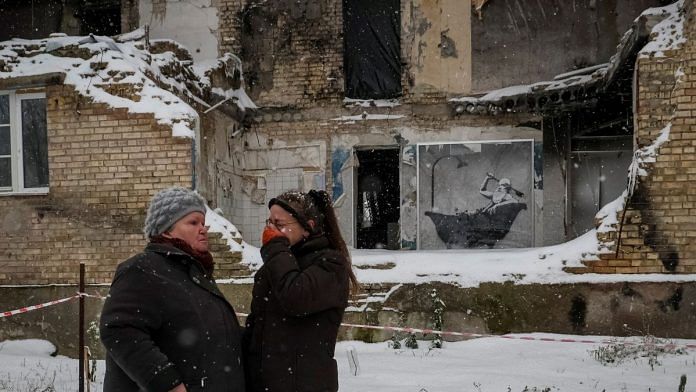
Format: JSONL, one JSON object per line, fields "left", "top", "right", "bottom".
{"left": 0, "top": 27, "right": 256, "bottom": 138}
{"left": 449, "top": 0, "right": 686, "bottom": 116}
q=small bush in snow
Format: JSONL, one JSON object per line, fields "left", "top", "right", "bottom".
{"left": 387, "top": 334, "right": 401, "bottom": 349}
{"left": 0, "top": 366, "right": 57, "bottom": 392}
{"left": 590, "top": 335, "right": 687, "bottom": 370}
{"left": 429, "top": 288, "right": 445, "bottom": 349}
{"left": 404, "top": 333, "right": 419, "bottom": 349}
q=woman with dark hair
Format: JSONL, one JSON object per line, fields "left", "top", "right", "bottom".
{"left": 244, "top": 189, "right": 358, "bottom": 392}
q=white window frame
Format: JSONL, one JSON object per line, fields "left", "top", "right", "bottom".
{"left": 0, "top": 90, "right": 49, "bottom": 195}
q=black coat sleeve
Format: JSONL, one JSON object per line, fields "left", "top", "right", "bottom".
{"left": 99, "top": 261, "right": 183, "bottom": 392}
{"left": 260, "top": 237, "right": 349, "bottom": 317}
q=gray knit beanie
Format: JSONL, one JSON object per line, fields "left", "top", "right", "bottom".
{"left": 143, "top": 187, "right": 207, "bottom": 238}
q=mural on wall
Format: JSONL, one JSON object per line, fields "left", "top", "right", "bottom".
{"left": 418, "top": 140, "right": 534, "bottom": 249}
{"left": 331, "top": 148, "right": 351, "bottom": 201}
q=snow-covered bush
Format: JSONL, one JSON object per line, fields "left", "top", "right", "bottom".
{"left": 590, "top": 335, "right": 687, "bottom": 370}
{"left": 429, "top": 288, "right": 445, "bottom": 349}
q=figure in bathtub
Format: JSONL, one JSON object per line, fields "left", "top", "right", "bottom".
{"left": 425, "top": 173, "right": 527, "bottom": 249}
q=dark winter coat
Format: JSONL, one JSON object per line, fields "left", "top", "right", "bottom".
{"left": 100, "top": 243, "right": 245, "bottom": 392}
{"left": 244, "top": 235, "right": 350, "bottom": 392}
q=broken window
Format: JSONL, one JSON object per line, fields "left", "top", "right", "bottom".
{"left": 343, "top": 0, "right": 401, "bottom": 99}
{"left": 0, "top": 92, "right": 48, "bottom": 194}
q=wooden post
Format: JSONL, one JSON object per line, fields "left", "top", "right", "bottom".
{"left": 84, "top": 346, "right": 92, "bottom": 392}
{"left": 79, "top": 262, "right": 85, "bottom": 392}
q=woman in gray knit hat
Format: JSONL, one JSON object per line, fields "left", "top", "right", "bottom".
{"left": 100, "top": 186, "right": 245, "bottom": 392}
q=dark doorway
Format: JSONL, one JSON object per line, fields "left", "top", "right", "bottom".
{"left": 355, "top": 148, "right": 400, "bottom": 249}
{"left": 343, "top": 0, "right": 401, "bottom": 99}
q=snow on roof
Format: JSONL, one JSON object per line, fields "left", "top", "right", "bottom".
{"left": 639, "top": 0, "right": 686, "bottom": 58}
{"left": 195, "top": 53, "right": 258, "bottom": 111}
{"left": 449, "top": 0, "right": 686, "bottom": 111}
{"left": 0, "top": 32, "right": 255, "bottom": 138}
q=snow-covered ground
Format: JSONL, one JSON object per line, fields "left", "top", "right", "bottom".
{"left": 2, "top": 336, "right": 694, "bottom": 392}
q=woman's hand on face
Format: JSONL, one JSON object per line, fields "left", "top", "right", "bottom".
{"left": 262, "top": 224, "right": 285, "bottom": 245}
{"left": 169, "top": 384, "right": 187, "bottom": 392}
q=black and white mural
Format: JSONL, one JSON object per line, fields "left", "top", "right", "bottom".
{"left": 418, "top": 140, "right": 534, "bottom": 249}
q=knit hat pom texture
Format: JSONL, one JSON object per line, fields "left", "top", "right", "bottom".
{"left": 144, "top": 187, "right": 206, "bottom": 238}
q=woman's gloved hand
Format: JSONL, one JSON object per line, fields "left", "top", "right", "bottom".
{"left": 262, "top": 225, "right": 285, "bottom": 245}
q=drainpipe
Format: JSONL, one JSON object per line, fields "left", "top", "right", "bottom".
{"left": 191, "top": 118, "right": 199, "bottom": 191}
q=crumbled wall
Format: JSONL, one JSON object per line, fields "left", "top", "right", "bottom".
{"left": 233, "top": 0, "right": 344, "bottom": 107}
{"left": 573, "top": 1, "right": 696, "bottom": 274}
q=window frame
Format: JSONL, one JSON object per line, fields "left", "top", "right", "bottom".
{"left": 0, "top": 90, "right": 49, "bottom": 195}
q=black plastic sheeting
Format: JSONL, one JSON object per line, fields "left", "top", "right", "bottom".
{"left": 343, "top": 0, "right": 401, "bottom": 99}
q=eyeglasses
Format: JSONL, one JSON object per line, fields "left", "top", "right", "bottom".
{"left": 265, "top": 219, "right": 299, "bottom": 230}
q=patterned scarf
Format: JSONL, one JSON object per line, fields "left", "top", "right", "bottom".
{"left": 150, "top": 235, "right": 215, "bottom": 277}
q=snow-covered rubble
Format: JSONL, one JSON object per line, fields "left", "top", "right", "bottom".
{"left": 639, "top": 0, "right": 687, "bottom": 57}
{"left": 0, "top": 30, "right": 255, "bottom": 138}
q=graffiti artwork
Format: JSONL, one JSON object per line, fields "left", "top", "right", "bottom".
{"left": 418, "top": 141, "right": 534, "bottom": 249}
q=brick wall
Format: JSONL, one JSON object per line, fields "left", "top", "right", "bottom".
{"left": 215, "top": 0, "right": 345, "bottom": 108}
{"left": 0, "top": 85, "right": 197, "bottom": 285}
{"left": 573, "top": 1, "right": 696, "bottom": 274}
{"left": 215, "top": 0, "right": 244, "bottom": 55}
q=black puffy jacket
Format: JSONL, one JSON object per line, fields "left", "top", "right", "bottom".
{"left": 100, "top": 243, "right": 245, "bottom": 392}
{"left": 244, "top": 235, "right": 350, "bottom": 392}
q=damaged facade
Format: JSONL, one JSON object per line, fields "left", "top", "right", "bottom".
{"left": 3, "top": 0, "right": 686, "bottom": 270}
{"left": 1, "top": 0, "right": 696, "bottom": 353}
{"left": 193, "top": 0, "right": 671, "bottom": 253}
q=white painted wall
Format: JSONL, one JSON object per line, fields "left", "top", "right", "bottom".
{"left": 139, "top": 0, "right": 219, "bottom": 61}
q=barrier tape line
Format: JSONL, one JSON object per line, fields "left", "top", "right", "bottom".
{"left": 0, "top": 292, "right": 105, "bottom": 318}
{"left": 3, "top": 296, "right": 695, "bottom": 351}
{"left": 236, "top": 312, "right": 696, "bottom": 350}
{"left": 1, "top": 295, "right": 80, "bottom": 318}
{"left": 339, "top": 323, "right": 696, "bottom": 350}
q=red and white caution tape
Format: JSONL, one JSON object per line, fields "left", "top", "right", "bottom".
{"left": 343, "top": 322, "right": 696, "bottom": 349}
{"left": 338, "top": 322, "right": 696, "bottom": 350}
{"left": 4, "top": 298, "right": 695, "bottom": 351}
{"left": 237, "top": 312, "right": 696, "bottom": 350}
{"left": 0, "top": 292, "right": 105, "bottom": 318}
{"left": 0, "top": 294, "right": 80, "bottom": 318}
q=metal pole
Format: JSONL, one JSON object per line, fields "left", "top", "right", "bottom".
{"left": 79, "top": 262, "right": 85, "bottom": 392}
{"left": 430, "top": 155, "right": 467, "bottom": 207}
